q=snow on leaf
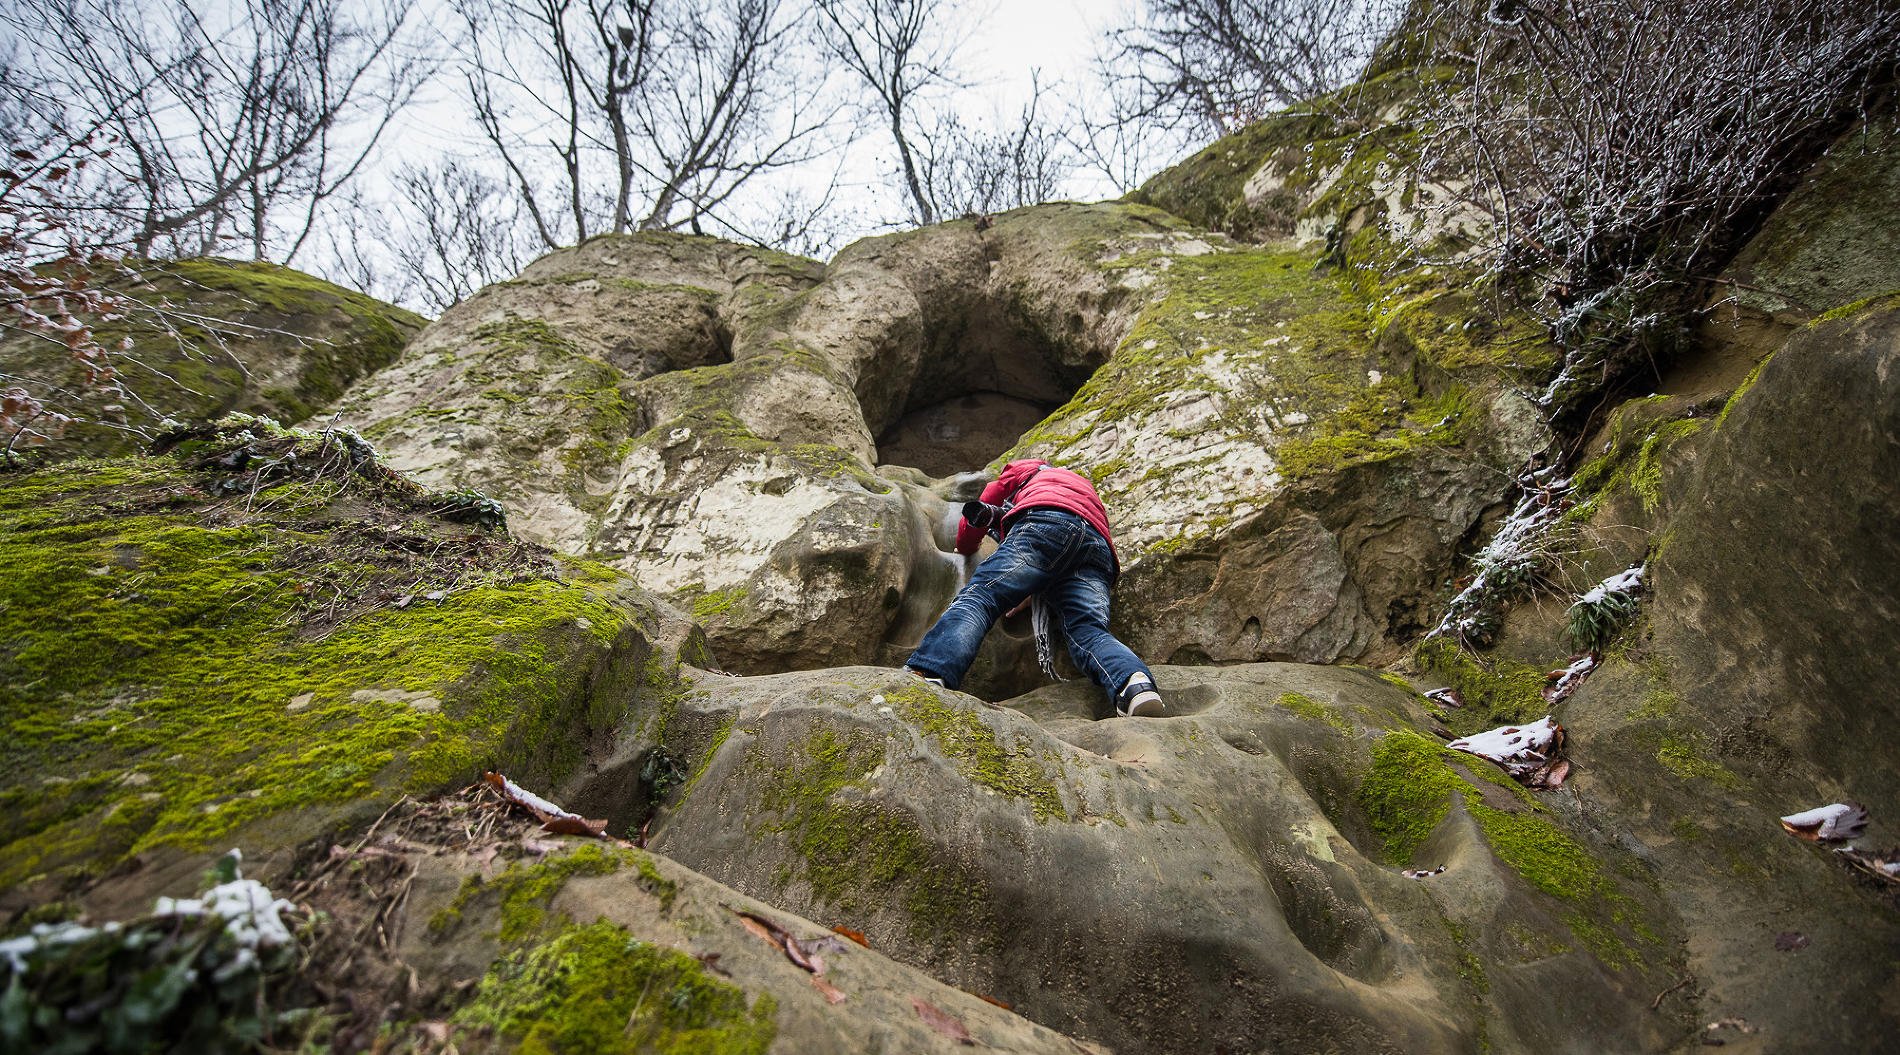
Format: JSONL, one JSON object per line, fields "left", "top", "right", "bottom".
{"left": 482, "top": 771, "right": 614, "bottom": 841}
{"left": 1447, "top": 716, "right": 1568, "bottom": 787}
{"left": 1424, "top": 687, "right": 1464, "bottom": 709}
{"left": 911, "top": 997, "right": 976, "bottom": 1045}
{"left": 1778, "top": 802, "right": 1868, "bottom": 842}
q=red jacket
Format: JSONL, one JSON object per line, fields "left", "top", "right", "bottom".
{"left": 956, "top": 459, "right": 1119, "bottom": 569}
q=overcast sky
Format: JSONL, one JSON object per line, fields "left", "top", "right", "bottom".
{"left": 368, "top": 0, "right": 1158, "bottom": 275}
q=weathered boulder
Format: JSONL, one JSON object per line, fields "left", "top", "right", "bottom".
{"left": 338, "top": 207, "right": 1550, "bottom": 682}
{"left": 608, "top": 664, "right": 1678, "bottom": 1055}
{"left": 1695, "top": 113, "right": 1900, "bottom": 376}
{"left": 1, "top": 258, "right": 425, "bottom": 458}
{"left": 1412, "top": 297, "right": 1900, "bottom": 1054}
{"left": 0, "top": 417, "right": 696, "bottom": 919}
{"left": 380, "top": 806, "right": 1109, "bottom": 1055}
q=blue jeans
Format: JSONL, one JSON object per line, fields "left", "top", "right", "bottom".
{"left": 907, "top": 509, "right": 1153, "bottom": 702}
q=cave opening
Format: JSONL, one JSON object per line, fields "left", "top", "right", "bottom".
{"left": 873, "top": 299, "right": 1102, "bottom": 478}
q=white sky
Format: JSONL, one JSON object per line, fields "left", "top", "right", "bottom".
{"left": 371, "top": 0, "right": 1161, "bottom": 270}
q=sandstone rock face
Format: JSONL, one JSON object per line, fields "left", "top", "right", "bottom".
{"left": 1420, "top": 298, "right": 1900, "bottom": 1054}
{"left": 390, "top": 822, "right": 1109, "bottom": 1055}
{"left": 338, "top": 207, "right": 1548, "bottom": 680}
{"left": 616, "top": 664, "right": 1676, "bottom": 1055}
{"left": 0, "top": 420, "right": 696, "bottom": 918}
{"left": 1693, "top": 114, "right": 1900, "bottom": 384}
{"left": 1, "top": 258, "right": 425, "bottom": 459}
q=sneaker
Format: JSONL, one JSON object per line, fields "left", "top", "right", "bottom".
{"left": 905, "top": 667, "right": 947, "bottom": 688}
{"left": 1117, "top": 673, "right": 1165, "bottom": 717}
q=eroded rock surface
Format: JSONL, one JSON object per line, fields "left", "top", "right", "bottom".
{"left": 0, "top": 419, "right": 697, "bottom": 919}
{"left": 1420, "top": 298, "right": 1900, "bottom": 1054}
{"left": 611, "top": 664, "right": 1676, "bottom": 1055}
{"left": 337, "top": 206, "right": 1550, "bottom": 678}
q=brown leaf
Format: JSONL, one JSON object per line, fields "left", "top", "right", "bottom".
{"left": 782, "top": 938, "right": 821, "bottom": 974}
{"left": 1779, "top": 802, "right": 1868, "bottom": 842}
{"left": 694, "top": 951, "right": 728, "bottom": 976}
{"left": 541, "top": 815, "right": 609, "bottom": 838}
{"left": 831, "top": 925, "right": 870, "bottom": 948}
{"left": 1424, "top": 687, "right": 1464, "bottom": 709}
{"left": 975, "top": 992, "right": 1013, "bottom": 1011}
{"left": 1837, "top": 845, "right": 1900, "bottom": 884}
{"left": 737, "top": 913, "right": 783, "bottom": 948}
{"left": 911, "top": 997, "right": 975, "bottom": 1045}
{"left": 483, "top": 771, "right": 611, "bottom": 839}
{"left": 811, "top": 974, "right": 848, "bottom": 1004}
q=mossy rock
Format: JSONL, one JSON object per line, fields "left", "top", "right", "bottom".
{"left": 624, "top": 663, "right": 1677, "bottom": 1055}
{"left": 0, "top": 418, "right": 692, "bottom": 915}
{"left": 1421, "top": 299, "right": 1900, "bottom": 1053}
{"left": 374, "top": 807, "right": 1116, "bottom": 1055}
{"left": 3, "top": 258, "right": 425, "bottom": 460}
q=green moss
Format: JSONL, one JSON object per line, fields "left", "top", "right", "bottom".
{"left": 19, "top": 259, "right": 422, "bottom": 459}
{"left": 680, "top": 716, "right": 736, "bottom": 801}
{"left": 885, "top": 684, "right": 1067, "bottom": 821}
{"left": 1276, "top": 692, "right": 1353, "bottom": 736}
{"left": 1566, "top": 400, "right": 1704, "bottom": 516}
{"left": 690, "top": 587, "right": 749, "bottom": 621}
{"left": 0, "top": 447, "right": 654, "bottom": 893}
{"left": 1715, "top": 354, "right": 1773, "bottom": 427}
{"left": 1633, "top": 687, "right": 1743, "bottom": 790}
{"left": 1444, "top": 920, "right": 1490, "bottom": 997}
{"left": 1358, "top": 730, "right": 1469, "bottom": 863}
{"left": 454, "top": 919, "right": 775, "bottom": 1055}
{"left": 433, "top": 843, "right": 668, "bottom": 940}
{"left": 1413, "top": 638, "right": 1549, "bottom": 730}
{"left": 1655, "top": 740, "right": 1742, "bottom": 787}
{"left": 1359, "top": 730, "right": 1651, "bottom": 967}
{"left": 755, "top": 728, "right": 987, "bottom": 941}
{"left": 1275, "top": 384, "right": 1472, "bottom": 479}
{"left": 1132, "top": 110, "right": 1335, "bottom": 236}
{"left": 1810, "top": 289, "right": 1900, "bottom": 325}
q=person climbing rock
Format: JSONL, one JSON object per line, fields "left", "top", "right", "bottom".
{"left": 905, "top": 458, "right": 1165, "bottom": 718}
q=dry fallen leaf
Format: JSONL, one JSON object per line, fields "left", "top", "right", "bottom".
{"left": 1836, "top": 844, "right": 1900, "bottom": 884}
{"left": 1448, "top": 717, "right": 1568, "bottom": 788}
{"left": 912, "top": 996, "right": 976, "bottom": 1045}
{"left": 730, "top": 906, "right": 849, "bottom": 999}
{"left": 975, "top": 992, "right": 1013, "bottom": 1011}
{"left": 832, "top": 925, "right": 870, "bottom": 948}
{"left": 811, "top": 974, "right": 848, "bottom": 1005}
{"left": 483, "top": 771, "right": 618, "bottom": 842}
{"left": 1424, "top": 687, "right": 1464, "bottom": 709}
{"left": 1779, "top": 802, "right": 1868, "bottom": 842}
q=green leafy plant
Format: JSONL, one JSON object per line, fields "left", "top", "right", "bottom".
{"left": 1565, "top": 566, "right": 1644, "bottom": 653}
{"left": 0, "top": 852, "right": 305, "bottom": 1054}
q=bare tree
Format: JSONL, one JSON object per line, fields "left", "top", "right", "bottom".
{"left": 1405, "top": 0, "right": 1900, "bottom": 406}
{"left": 1102, "top": 0, "right": 1405, "bottom": 139}
{"left": 0, "top": 0, "right": 428, "bottom": 264}
{"left": 917, "top": 72, "right": 1074, "bottom": 218}
{"left": 461, "top": 0, "right": 842, "bottom": 250}
{"left": 326, "top": 161, "right": 535, "bottom": 315}
{"left": 811, "top": 0, "right": 967, "bottom": 226}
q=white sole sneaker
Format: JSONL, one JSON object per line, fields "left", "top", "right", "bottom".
{"left": 1119, "top": 689, "right": 1165, "bottom": 718}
